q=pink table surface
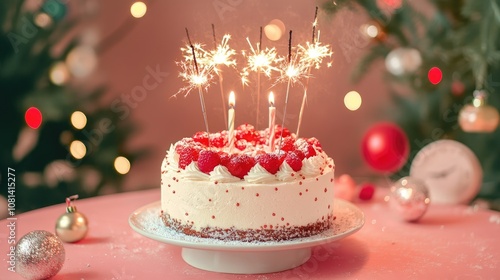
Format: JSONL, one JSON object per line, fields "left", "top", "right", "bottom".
{"left": 1, "top": 188, "right": 500, "bottom": 280}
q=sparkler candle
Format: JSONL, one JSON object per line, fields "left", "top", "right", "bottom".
{"left": 296, "top": 8, "right": 333, "bottom": 137}
{"left": 210, "top": 25, "right": 236, "bottom": 129}
{"left": 178, "top": 28, "right": 211, "bottom": 135}
{"left": 268, "top": 92, "right": 276, "bottom": 152}
{"left": 227, "top": 91, "right": 236, "bottom": 150}
{"left": 278, "top": 30, "right": 294, "bottom": 151}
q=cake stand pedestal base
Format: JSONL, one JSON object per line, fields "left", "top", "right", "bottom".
{"left": 181, "top": 247, "right": 312, "bottom": 274}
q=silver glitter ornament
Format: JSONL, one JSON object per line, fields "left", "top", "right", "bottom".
{"left": 389, "top": 177, "right": 430, "bottom": 222}
{"left": 15, "top": 230, "right": 65, "bottom": 280}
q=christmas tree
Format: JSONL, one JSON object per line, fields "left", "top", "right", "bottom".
{"left": 0, "top": 0, "right": 139, "bottom": 212}
{"left": 321, "top": 0, "right": 500, "bottom": 203}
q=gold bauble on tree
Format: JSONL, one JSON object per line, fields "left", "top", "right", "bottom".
{"left": 459, "top": 90, "right": 500, "bottom": 133}
{"left": 55, "top": 195, "right": 89, "bottom": 243}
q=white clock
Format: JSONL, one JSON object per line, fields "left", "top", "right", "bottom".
{"left": 409, "top": 140, "right": 483, "bottom": 204}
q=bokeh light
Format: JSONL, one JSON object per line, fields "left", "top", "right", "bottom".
{"left": 114, "top": 156, "right": 131, "bottom": 175}
{"left": 70, "top": 140, "right": 86, "bottom": 159}
{"left": 49, "top": 62, "right": 70, "bottom": 85}
{"left": 264, "top": 19, "right": 285, "bottom": 41}
{"left": 130, "top": 2, "right": 147, "bottom": 18}
{"left": 71, "top": 111, "right": 87, "bottom": 130}
{"left": 344, "top": 91, "right": 362, "bottom": 111}
{"left": 34, "top": 13, "right": 52, "bottom": 28}
{"left": 25, "top": 107, "right": 43, "bottom": 129}
{"left": 66, "top": 46, "right": 98, "bottom": 78}
{"left": 365, "top": 24, "right": 379, "bottom": 38}
{"left": 428, "top": 67, "right": 443, "bottom": 85}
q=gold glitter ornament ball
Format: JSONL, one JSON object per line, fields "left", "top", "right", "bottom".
{"left": 15, "top": 230, "right": 65, "bottom": 280}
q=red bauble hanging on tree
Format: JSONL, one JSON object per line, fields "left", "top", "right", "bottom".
{"left": 361, "top": 122, "right": 410, "bottom": 173}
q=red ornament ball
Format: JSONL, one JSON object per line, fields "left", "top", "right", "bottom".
{"left": 359, "top": 183, "right": 376, "bottom": 201}
{"left": 361, "top": 122, "right": 409, "bottom": 173}
{"left": 25, "top": 107, "right": 43, "bottom": 129}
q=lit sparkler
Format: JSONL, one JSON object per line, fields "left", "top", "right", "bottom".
{"left": 295, "top": 8, "right": 333, "bottom": 137}
{"left": 278, "top": 30, "right": 310, "bottom": 150}
{"left": 241, "top": 32, "right": 281, "bottom": 128}
{"left": 209, "top": 26, "right": 236, "bottom": 129}
{"left": 175, "top": 28, "right": 212, "bottom": 134}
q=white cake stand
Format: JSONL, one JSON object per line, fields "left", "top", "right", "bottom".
{"left": 129, "top": 199, "right": 364, "bottom": 274}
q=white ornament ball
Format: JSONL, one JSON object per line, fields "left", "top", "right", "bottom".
{"left": 385, "top": 47, "right": 422, "bottom": 76}
{"left": 16, "top": 230, "right": 65, "bottom": 280}
{"left": 389, "top": 177, "right": 430, "bottom": 222}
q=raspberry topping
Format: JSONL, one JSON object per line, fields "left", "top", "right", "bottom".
{"left": 274, "top": 125, "right": 291, "bottom": 138}
{"left": 178, "top": 146, "right": 199, "bottom": 169}
{"left": 174, "top": 125, "right": 324, "bottom": 175}
{"left": 234, "top": 139, "right": 248, "bottom": 151}
{"left": 218, "top": 151, "right": 230, "bottom": 166}
{"left": 307, "top": 137, "right": 322, "bottom": 150}
{"left": 236, "top": 124, "right": 259, "bottom": 142}
{"left": 192, "top": 131, "right": 209, "bottom": 146}
{"left": 226, "top": 154, "right": 256, "bottom": 179}
{"left": 198, "top": 150, "right": 221, "bottom": 174}
{"left": 256, "top": 153, "right": 284, "bottom": 174}
{"left": 295, "top": 138, "right": 317, "bottom": 158}
{"left": 285, "top": 150, "right": 304, "bottom": 172}
{"left": 279, "top": 136, "right": 295, "bottom": 152}
{"left": 210, "top": 132, "right": 227, "bottom": 148}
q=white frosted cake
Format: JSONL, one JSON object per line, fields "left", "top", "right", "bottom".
{"left": 160, "top": 124, "right": 335, "bottom": 242}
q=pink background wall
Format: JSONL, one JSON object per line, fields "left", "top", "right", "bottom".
{"left": 94, "top": 1, "right": 393, "bottom": 191}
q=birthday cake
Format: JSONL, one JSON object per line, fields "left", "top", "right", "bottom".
{"left": 160, "top": 124, "right": 335, "bottom": 242}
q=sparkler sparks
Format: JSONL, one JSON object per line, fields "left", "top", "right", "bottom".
{"left": 208, "top": 34, "right": 237, "bottom": 71}
{"left": 298, "top": 36, "right": 333, "bottom": 70}
{"left": 175, "top": 60, "right": 213, "bottom": 97}
{"left": 240, "top": 38, "right": 281, "bottom": 86}
{"left": 173, "top": 9, "right": 333, "bottom": 136}
{"left": 295, "top": 8, "right": 333, "bottom": 137}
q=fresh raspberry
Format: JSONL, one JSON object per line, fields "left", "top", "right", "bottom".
{"left": 236, "top": 124, "right": 259, "bottom": 142}
{"left": 178, "top": 146, "right": 200, "bottom": 169}
{"left": 218, "top": 151, "right": 230, "bottom": 166}
{"left": 174, "top": 138, "right": 194, "bottom": 154}
{"left": 256, "top": 153, "right": 284, "bottom": 174}
{"left": 304, "top": 145, "right": 317, "bottom": 158}
{"left": 307, "top": 137, "right": 322, "bottom": 150}
{"left": 226, "top": 154, "right": 256, "bottom": 179}
{"left": 295, "top": 138, "right": 317, "bottom": 158}
{"left": 274, "top": 125, "right": 291, "bottom": 138}
{"left": 198, "top": 150, "right": 221, "bottom": 174}
{"left": 278, "top": 136, "right": 295, "bottom": 152}
{"left": 285, "top": 150, "right": 304, "bottom": 172}
{"left": 192, "top": 131, "right": 209, "bottom": 146}
{"left": 209, "top": 133, "right": 227, "bottom": 148}
{"left": 234, "top": 139, "right": 248, "bottom": 151}
{"left": 359, "top": 183, "right": 375, "bottom": 201}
